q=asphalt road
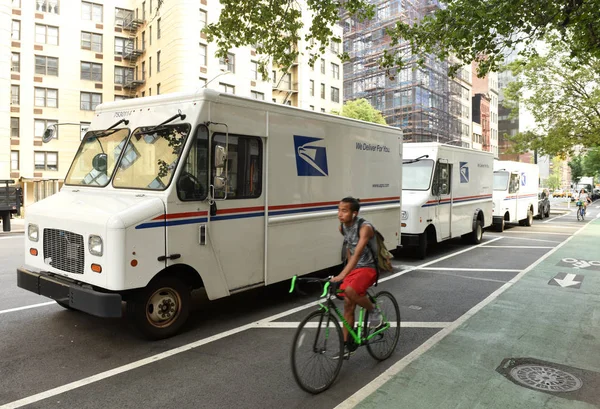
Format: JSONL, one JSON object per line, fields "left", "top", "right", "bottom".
{"left": 1, "top": 203, "right": 598, "bottom": 409}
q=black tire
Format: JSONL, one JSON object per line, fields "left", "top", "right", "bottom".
{"left": 494, "top": 218, "right": 505, "bottom": 232}
{"left": 416, "top": 232, "right": 427, "bottom": 259}
{"left": 366, "top": 291, "right": 401, "bottom": 361}
{"left": 545, "top": 206, "right": 550, "bottom": 218}
{"left": 468, "top": 219, "right": 484, "bottom": 244}
{"left": 524, "top": 209, "right": 533, "bottom": 226}
{"left": 291, "top": 310, "right": 344, "bottom": 394}
{"left": 127, "top": 276, "right": 191, "bottom": 340}
{"left": 56, "top": 299, "right": 76, "bottom": 311}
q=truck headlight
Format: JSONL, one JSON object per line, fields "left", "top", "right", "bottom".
{"left": 28, "top": 224, "right": 39, "bottom": 242}
{"left": 401, "top": 210, "right": 408, "bottom": 220}
{"left": 89, "top": 235, "right": 103, "bottom": 256}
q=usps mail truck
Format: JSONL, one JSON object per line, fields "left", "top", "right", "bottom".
{"left": 492, "top": 161, "right": 539, "bottom": 231}
{"left": 17, "top": 90, "right": 402, "bottom": 339}
{"left": 401, "top": 143, "right": 494, "bottom": 258}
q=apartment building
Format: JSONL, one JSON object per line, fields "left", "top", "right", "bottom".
{"left": 1, "top": 0, "right": 343, "bottom": 209}
{"left": 471, "top": 62, "right": 499, "bottom": 156}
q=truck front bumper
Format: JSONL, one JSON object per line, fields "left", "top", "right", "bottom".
{"left": 401, "top": 233, "right": 421, "bottom": 247}
{"left": 17, "top": 268, "right": 122, "bottom": 318}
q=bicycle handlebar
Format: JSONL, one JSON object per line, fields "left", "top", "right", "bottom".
{"left": 289, "top": 275, "right": 334, "bottom": 298}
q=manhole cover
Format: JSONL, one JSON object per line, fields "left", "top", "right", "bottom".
{"left": 509, "top": 364, "right": 583, "bottom": 392}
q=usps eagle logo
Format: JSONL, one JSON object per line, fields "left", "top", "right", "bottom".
{"left": 460, "top": 162, "right": 469, "bottom": 183}
{"left": 293, "top": 136, "right": 329, "bottom": 176}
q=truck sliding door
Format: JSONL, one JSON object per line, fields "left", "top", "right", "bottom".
{"left": 433, "top": 161, "right": 452, "bottom": 240}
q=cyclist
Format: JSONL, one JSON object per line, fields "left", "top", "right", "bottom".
{"left": 577, "top": 189, "right": 592, "bottom": 214}
{"left": 332, "top": 197, "right": 382, "bottom": 355}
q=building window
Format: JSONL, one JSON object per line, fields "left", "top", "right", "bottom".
{"left": 321, "top": 108, "right": 326, "bottom": 113}
{"left": 320, "top": 83, "right": 325, "bottom": 99}
{"left": 251, "top": 61, "right": 258, "bottom": 80}
{"left": 142, "top": 1, "right": 146, "bottom": 20}
{"left": 35, "top": 24, "right": 59, "bottom": 45}
{"left": 219, "top": 53, "right": 235, "bottom": 73}
{"left": 157, "top": 83, "right": 161, "bottom": 95}
{"left": 157, "top": 18, "right": 161, "bottom": 38}
{"left": 11, "top": 118, "right": 19, "bottom": 138}
{"left": 80, "top": 122, "right": 90, "bottom": 140}
{"left": 310, "top": 80, "right": 314, "bottom": 96}
{"left": 199, "top": 9, "right": 207, "bottom": 31}
{"left": 115, "top": 8, "right": 133, "bottom": 26}
{"left": 142, "top": 61, "right": 146, "bottom": 80}
{"left": 114, "top": 95, "right": 130, "bottom": 101}
{"left": 11, "top": 85, "right": 19, "bottom": 105}
{"left": 199, "top": 44, "right": 207, "bottom": 65}
{"left": 12, "top": 20, "right": 20, "bottom": 40}
{"left": 11, "top": 53, "right": 20, "bottom": 72}
{"left": 199, "top": 77, "right": 207, "bottom": 88}
{"left": 142, "top": 31, "right": 146, "bottom": 50}
{"left": 149, "top": 56, "right": 152, "bottom": 77}
{"left": 331, "top": 63, "right": 339, "bottom": 79}
{"left": 81, "top": 62, "right": 102, "bottom": 81}
{"left": 35, "top": 56, "right": 59, "bottom": 76}
{"left": 281, "top": 73, "right": 291, "bottom": 90}
{"left": 82, "top": 1, "right": 103, "bottom": 22}
{"left": 34, "top": 152, "right": 58, "bottom": 171}
{"left": 157, "top": 51, "right": 161, "bottom": 72}
{"left": 114, "top": 66, "right": 134, "bottom": 84}
{"left": 251, "top": 91, "right": 265, "bottom": 100}
{"left": 12, "top": 0, "right": 21, "bottom": 8}
{"left": 309, "top": 105, "right": 314, "bottom": 110}
{"left": 330, "top": 41, "right": 339, "bottom": 53}
{"left": 331, "top": 87, "right": 340, "bottom": 103}
{"left": 114, "top": 37, "right": 133, "bottom": 55}
{"left": 81, "top": 31, "right": 102, "bottom": 52}
{"left": 320, "top": 58, "right": 325, "bottom": 74}
{"left": 36, "top": 0, "right": 59, "bottom": 14}
{"left": 149, "top": 26, "right": 152, "bottom": 46}
{"left": 11, "top": 151, "right": 19, "bottom": 171}
{"left": 219, "top": 83, "right": 235, "bottom": 94}
{"left": 35, "top": 88, "right": 58, "bottom": 108}
{"left": 271, "top": 70, "right": 277, "bottom": 85}
{"left": 34, "top": 119, "right": 58, "bottom": 139}
{"left": 80, "top": 92, "right": 102, "bottom": 111}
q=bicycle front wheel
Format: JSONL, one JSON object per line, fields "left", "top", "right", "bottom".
{"left": 577, "top": 208, "right": 582, "bottom": 221}
{"left": 366, "top": 291, "right": 401, "bottom": 361}
{"left": 291, "top": 310, "right": 344, "bottom": 394}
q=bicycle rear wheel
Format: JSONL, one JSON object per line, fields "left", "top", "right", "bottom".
{"left": 366, "top": 291, "right": 401, "bottom": 361}
{"left": 291, "top": 310, "right": 344, "bottom": 394}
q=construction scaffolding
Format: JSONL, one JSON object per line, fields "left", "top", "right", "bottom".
{"left": 342, "top": 0, "right": 460, "bottom": 144}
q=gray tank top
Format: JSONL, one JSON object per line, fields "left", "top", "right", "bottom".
{"left": 342, "top": 217, "right": 375, "bottom": 269}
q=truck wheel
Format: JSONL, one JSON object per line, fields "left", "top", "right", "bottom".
{"left": 469, "top": 220, "right": 484, "bottom": 244}
{"left": 127, "top": 277, "right": 191, "bottom": 340}
{"left": 545, "top": 206, "right": 550, "bottom": 218}
{"left": 1, "top": 212, "right": 10, "bottom": 232}
{"left": 416, "top": 233, "right": 427, "bottom": 260}
{"left": 494, "top": 218, "right": 505, "bottom": 232}
{"left": 525, "top": 209, "right": 533, "bottom": 226}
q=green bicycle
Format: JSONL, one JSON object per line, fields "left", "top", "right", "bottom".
{"left": 289, "top": 276, "right": 401, "bottom": 394}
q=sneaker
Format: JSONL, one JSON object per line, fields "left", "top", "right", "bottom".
{"left": 368, "top": 307, "right": 383, "bottom": 330}
{"left": 333, "top": 345, "right": 356, "bottom": 360}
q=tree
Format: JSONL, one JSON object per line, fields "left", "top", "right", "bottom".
{"left": 205, "top": 0, "right": 600, "bottom": 78}
{"left": 331, "top": 99, "right": 387, "bottom": 125}
{"left": 569, "top": 155, "right": 585, "bottom": 186}
{"left": 583, "top": 148, "right": 600, "bottom": 178}
{"left": 502, "top": 40, "right": 600, "bottom": 156}
{"left": 547, "top": 174, "right": 561, "bottom": 190}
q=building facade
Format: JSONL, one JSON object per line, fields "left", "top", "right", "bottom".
{"left": 471, "top": 62, "right": 499, "bottom": 156}
{"left": 2, "top": 0, "right": 343, "bottom": 209}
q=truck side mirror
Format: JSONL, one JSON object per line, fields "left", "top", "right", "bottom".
{"left": 215, "top": 145, "right": 227, "bottom": 168}
{"left": 92, "top": 153, "right": 108, "bottom": 172}
{"left": 42, "top": 125, "right": 57, "bottom": 143}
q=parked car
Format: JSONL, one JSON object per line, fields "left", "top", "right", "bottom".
{"left": 537, "top": 189, "right": 551, "bottom": 218}
{"left": 552, "top": 189, "right": 564, "bottom": 198}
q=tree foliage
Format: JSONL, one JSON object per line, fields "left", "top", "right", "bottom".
{"left": 502, "top": 40, "right": 600, "bottom": 156}
{"left": 569, "top": 155, "right": 585, "bottom": 184}
{"left": 582, "top": 148, "right": 600, "bottom": 178}
{"left": 331, "top": 99, "right": 387, "bottom": 125}
{"left": 204, "top": 0, "right": 600, "bottom": 78}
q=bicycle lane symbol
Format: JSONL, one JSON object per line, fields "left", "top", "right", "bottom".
{"left": 557, "top": 258, "right": 600, "bottom": 270}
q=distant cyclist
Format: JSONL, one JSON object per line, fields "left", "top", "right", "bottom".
{"left": 577, "top": 189, "right": 591, "bottom": 215}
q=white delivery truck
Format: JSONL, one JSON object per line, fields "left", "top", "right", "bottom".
{"left": 492, "top": 160, "right": 539, "bottom": 231}
{"left": 401, "top": 143, "right": 494, "bottom": 259}
{"left": 17, "top": 90, "right": 403, "bottom": 339}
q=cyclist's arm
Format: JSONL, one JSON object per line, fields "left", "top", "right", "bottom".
{"left": 331, "top": 225, "right": 374, "bottom": 282}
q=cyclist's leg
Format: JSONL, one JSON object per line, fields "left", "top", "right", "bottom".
{"left": 342, "top": 295, "right": 356, "bottom": 343}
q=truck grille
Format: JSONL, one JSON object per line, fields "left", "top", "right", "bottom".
{"left": 43, "top": 229, "right": 85, "bottom": 274}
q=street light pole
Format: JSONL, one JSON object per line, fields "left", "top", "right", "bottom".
{"left": 203, "top": 70, "right": 231, "bottom": 88}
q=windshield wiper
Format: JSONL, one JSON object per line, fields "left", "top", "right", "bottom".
{"left": 403, "top": 154, "right": 429, "bottom": 164}
{"left": 108, "top": 118, "right": 129, "bottom": 130}
{"left": 142, "top": 110, "right": 186, "bottom": 134}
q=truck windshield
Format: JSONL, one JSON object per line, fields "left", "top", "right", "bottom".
{"left": 402, "top": 159, "right": 434, "bottom": 190}
{"left": 113, "top": 124, "right": 191, "bottom": 190}
{"left": 493, "top": 171, "right": 509, "bottom": 191}
{"left": 65, "top": 128, "right": 130, "bottom": 187}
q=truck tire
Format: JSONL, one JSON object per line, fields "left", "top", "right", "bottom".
{"left": 468, "top": 219, "right": 484, "bottom": 244}
{"left": 525, "top": 208, "right": 533, "bottom": 226}
{"left": 494, "top": 218, "right": 505, "bottom": 232}
{"left": 416, "top": 232, "right": 427, "bottom": 260}
{"left": 127, "top": 276, "right": 191, "bottom": 340}
{"left": 1, "top": 212, "right": 10, "bottom": 232}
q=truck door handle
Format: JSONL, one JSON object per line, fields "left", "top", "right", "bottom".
{"left": 157, "top": 254, "right": 181, "bottom": 262}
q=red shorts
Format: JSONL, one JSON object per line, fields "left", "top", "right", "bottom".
{"left": 340, "top": 267, "right": 377, "bottom": 296}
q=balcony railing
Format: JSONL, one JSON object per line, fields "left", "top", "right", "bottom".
{"left": 36, "top": 0, "right": 59, "bottom": 14}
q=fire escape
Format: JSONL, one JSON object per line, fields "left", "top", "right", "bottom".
{"left": 121, "top": 13, "right": 145, "bottom": 98}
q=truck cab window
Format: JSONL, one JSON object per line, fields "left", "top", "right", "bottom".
{"left": 509, "top": 173, "right": 519, "bottom": 194}
{"left": 212, "top": 134, "right": 262, "bottom": 199}
{"left": 177, "top": 125, "right": 208, "bottom": 201}
{"left": 432, "top": 162, "right": 451, "bottom": 196}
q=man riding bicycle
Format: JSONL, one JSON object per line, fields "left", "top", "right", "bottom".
{"left": 577, "top": 189, "right": 592, "bottom": 210}
{"left": 331, "top": 197, "right": 382, "bottom": 355}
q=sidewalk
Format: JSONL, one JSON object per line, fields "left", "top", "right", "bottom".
{"left": 0, "top": 217, "right": 24, "bottom": 235}
{"left": 351, "top": 218, "right": 600, "bottom": 409}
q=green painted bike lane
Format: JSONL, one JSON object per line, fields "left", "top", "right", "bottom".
{"left": 351, "top": 219, "right": 600, "bottom": 409}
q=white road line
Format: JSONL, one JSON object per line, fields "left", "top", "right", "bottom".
{"left": 531, "top": 224, "right": 579, "bottom": 229}
{"left": 543, "top": 212, "right": 571, "bottom": 223}
{"left": 417, "top": 267, "right": 521, "bottom": 272}
{"left": 501, "top": 231, "right": 570, "bottom": 236}
{"left": 0, "top": 237, "right": 503, "bottom": 408}
{"left": 255, "top": 322, "right": 450, "bottom": 329}
{"left": 0, "top": 302, "right": 55, "bottom": 315}
{"left": 477, "top": 245, "right": 554, "bottom": 249}
{"left": 335, "top": 218, "right": 590, "bottom": 409}
{"left": 485, "top": 235, "right": 561, "bottom": 244}
{"left": 419, "top": 271, "right": 508, "bottom": 284}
